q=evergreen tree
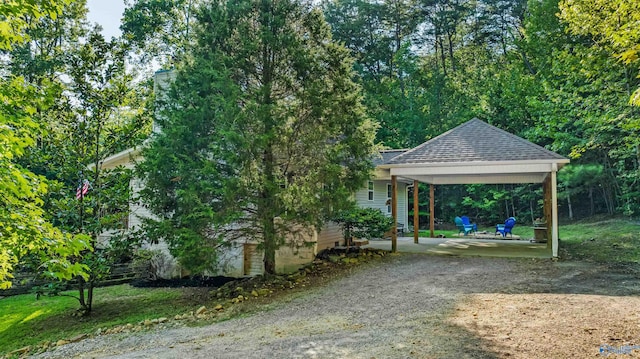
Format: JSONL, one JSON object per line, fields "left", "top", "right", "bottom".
{"left": 138, "top": 0, "right": 377, "bottom": 275}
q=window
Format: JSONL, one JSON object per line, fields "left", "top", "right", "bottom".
{"left": 387, "top": 184, "right": 392, "bottom": 212}
{"left": 368, "top": 181, "right": 374, "bottom": 201}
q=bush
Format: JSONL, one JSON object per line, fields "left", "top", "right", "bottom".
{"left": 332, "top": 208, "right": 394, "bottom": 245}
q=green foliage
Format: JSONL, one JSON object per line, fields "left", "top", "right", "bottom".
{"left": 138, "top": 0, "right": 377, "bottom": 275}
{"left": 0, "top": 0, "right": 91, "bottom": 289}
{"left": 332, "top": 207, "right": 394, "bottom": 242}
{"left": 121, "top": 0, "right": 196, "bottom": 66}
{"left": 559, "top": 0, "right": 640, "bottom": 106}
{"left": 0, "top": 284, "right": 186, "bottom": 355}
{"left": 559, "top": 217, "right": 640, "bottom": 264}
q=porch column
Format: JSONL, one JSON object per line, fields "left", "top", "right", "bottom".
{"left": 391, "top": 175, "right": 398, "bottom": 252}
{"left": 429, "top": 184, "right": 435, "bottom": 238}
{"left": 551, "top": 165, "right": 559, "bottom": 257}
{"left": 413, "top": 180, "right": 419, "bottom": 244}
{"left": 543, "top": 175, "right": 552, "bottom": 251}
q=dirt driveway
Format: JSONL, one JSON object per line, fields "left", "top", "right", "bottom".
{"left": 35, "top": 254, "right": 640, "bottom": 358}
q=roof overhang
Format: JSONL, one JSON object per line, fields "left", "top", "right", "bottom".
{"left": 378, "top": 159, "right": 570, "bottom": 185}
{"left": 91, "top": 147, "right": 141, "bottom": 171}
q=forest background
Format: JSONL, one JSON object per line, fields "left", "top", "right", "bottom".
{"left": 1, "top": 0, "right": 639, "bottom": 295}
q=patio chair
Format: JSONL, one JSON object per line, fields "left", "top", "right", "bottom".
{"left": 461, "top": 216, "right": 478, "bottom": 232}
{"left": 496, "top": 217, "right": 517, "bottom": 238}
{"left": 455, "top": 216, "right": 475, "bottom": 235}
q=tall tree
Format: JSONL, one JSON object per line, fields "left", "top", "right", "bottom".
{"left": 559, "top": 0, "right": 640, "bottom": 106}
{"left": 121, "top": 0, "right": 198, "bottom": 68}
{"left": 139, "top": 0, "right": 377, "bottom": 275}
{"left": 0, "top": 0, "right": 90, "bottom": 289}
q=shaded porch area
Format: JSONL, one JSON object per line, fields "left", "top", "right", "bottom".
{"left": 366, "top": 236, "right": 551, "bottom": 258}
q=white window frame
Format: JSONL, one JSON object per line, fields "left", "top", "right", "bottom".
{"left": 368, "top": 181, "right": 374, "bottom": 201}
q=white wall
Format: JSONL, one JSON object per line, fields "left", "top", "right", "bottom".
{"left": 355, "top": 180, "right": 408, "bottom": 226}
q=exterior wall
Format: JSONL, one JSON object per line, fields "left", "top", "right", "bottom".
{"left": 129, "top": 173, "right": 317, "bottom": 277}
{"left": 316, "top": 222, "right": 343, "bottom": 250}
{"left": 355, "top": 180, "right": 409, "bottom": 227}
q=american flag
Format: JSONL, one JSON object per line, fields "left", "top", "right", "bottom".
{"left": 76, "top": 179, "right": 90, "bottom": 200}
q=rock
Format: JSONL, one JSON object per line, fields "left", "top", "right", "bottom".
{"left": 151, "top": 318, "right": 159, "bottom": 324}
{"left": 251, "top": 290, "right": 259, "bottom": 297}
{"left": 69, "top": 333, "right": 87, "bottom": 343}
{"left": 9, "top": 346, "right": 31, "bottom": 355}
{"left": 196, "top": 306, "right": 207, "bottom": 315}
{"left": 56, "top": 340, "right": 70, "bottom": 347}
{"left": 144, "top": 319, "right": 152, "bottom": 326}
{"left": 235, "top": 286, "right": 244, "bottom": 293}
{"left": 95, "top": 328, "right": 103, "bottom": 335}
{"left": 237, "top": 295, "right": 245, "bottom": 301}
{"left": 126, "top": 323, "right": 134, "bottom": 329}
{"left": 175, "top": 315, "right": 182, "bottom": 320}
{"left": 257, "top": 289, "right": 270, "bottom": 296}
{"left": 214, "top": 304, "right": 224, "bottom": 311}
{"left": 158, "top": 317, "right": 168, "bottom": 323}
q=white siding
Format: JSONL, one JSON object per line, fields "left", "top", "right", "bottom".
{"left": 355, "top": 180, "right": 408, "bottom": 227}
{"left": 317, "top": 222, "right": 343, "bottom": 250}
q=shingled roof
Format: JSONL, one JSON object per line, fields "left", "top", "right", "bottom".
{"left": 373, "top": 149, "right": 408, "bottom": 166}
{"left": 385, "top": 118, "right": 567, "bottom": 165}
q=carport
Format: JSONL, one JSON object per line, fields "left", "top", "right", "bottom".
{"left": 379, "top": 118, "right": 570, "bottom": 257}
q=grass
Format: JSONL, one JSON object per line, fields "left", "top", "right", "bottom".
{"left": 558, "top": 217, "right": 640, "bottom": 264}
{"left": 0, "top": 285, "right": 206, "bottom": 355}
{"left": 409, "top": 217, "right": 640, "bottom": 264}
{"left": 2, "top": 218, "right": 639, "bottom": 355}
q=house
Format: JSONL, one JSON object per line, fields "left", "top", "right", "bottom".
{"left": 96, "top": 70, "right": 408, "bottom": 278}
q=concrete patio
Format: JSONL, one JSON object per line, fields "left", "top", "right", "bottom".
{"left": 365, "top": 236, "right": 551, "bottom": 258}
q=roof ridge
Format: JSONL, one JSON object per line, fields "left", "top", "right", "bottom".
{"left": 480, "top": 120, "right": 566, "bottom": 159}
{"left": 385, "top": 117, "right": 567, "bottom": 165}
{"left": 385, "top": 119, "right": 478, "bottom": 164}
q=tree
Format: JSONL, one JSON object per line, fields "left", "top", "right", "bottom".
{"left": 559, "top": 0, "right": 640, "bottom": 105}
{"left": 332, "top": 208, "right": 394, "bottom": 245}
{"left": 4, "top": 0, "right": 149, "bottom": 312}
{"left": 0, "top": 0, "right": 90, "bottom": 289}
{"left": 121, "top": 0, "right": 198, "bottom": 68}
{"left": 139, "top": 0, "right": 378, "bottom": 275}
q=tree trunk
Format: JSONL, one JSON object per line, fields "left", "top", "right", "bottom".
{"left": 567, "top": 195, "right": 573, "bottom": 220}
{"left": 87, "top": 282, "right": 94, "bottom": 313}
{"left": 589, "top": 185, "right": 595, "bottom": 216}
{"left": 78, "top": 279, "right": 86, "bottom": 308}
{"left": 259, "top": 1, "right": 277, "bottom": 275}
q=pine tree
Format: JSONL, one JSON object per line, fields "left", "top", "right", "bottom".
{"left": 138, "top": 0, "right": 377, "bottom": 275}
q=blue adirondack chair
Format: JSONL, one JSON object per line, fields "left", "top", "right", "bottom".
{"left": 461, "top": 216, "right": 478, "bottom": 232}
{"left": 496, "top": 217, "right": 517, "bottom": 237}
{"left": 455, "top": 216, "right": 475, "bottom": 235}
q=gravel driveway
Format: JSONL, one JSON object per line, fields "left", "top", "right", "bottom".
{"left": 33, "top": 254, "right": 640, "bottom": 359}
{"left": 33, "top": 254, "right": 537, "bottom": 359}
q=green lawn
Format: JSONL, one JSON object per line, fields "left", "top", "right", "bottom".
{"left": 409, "top": 217, "right": 640, "bottom": 264}
{"left": 2, "top": 217, "right": 639, "bottom": 356}
{"left": 0, "top": 285, "right": 202, "bottom": 355}
{"left": 558, "top": 218, "right": 640, "bottom": 263}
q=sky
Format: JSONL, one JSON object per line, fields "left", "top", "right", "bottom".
{"left": 86, "top": 0, "right": 126, "bottom": 39}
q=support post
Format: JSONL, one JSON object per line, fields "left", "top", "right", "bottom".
{"left": 391, "top": 175, "right": 398, "bottom": 252}
{"left": 429, "top": 184, "right": 435, "bottom": 238}
{"left": 551, "top": 167, "right": 559, "bottom": 257}
{"left": 543, "top": 175, "right": 552, "bottom": 250}
{"left": 413, "top": 180, "right": 419, "bottom": 244}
